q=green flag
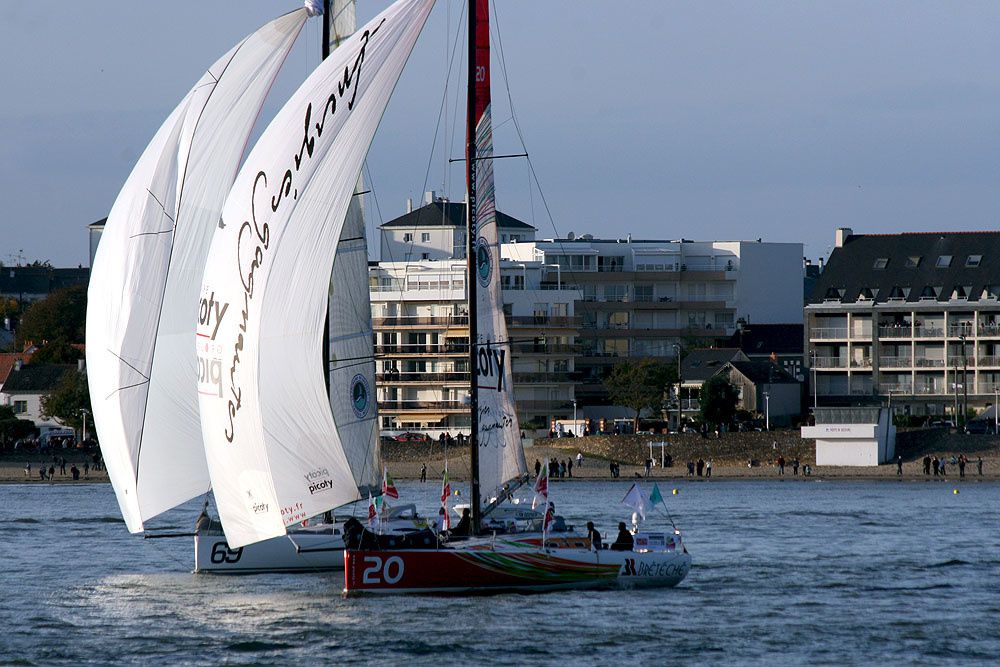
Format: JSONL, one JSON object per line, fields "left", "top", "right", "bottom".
{"left": 650, "top": 483, "right": 664, "bottom": 508}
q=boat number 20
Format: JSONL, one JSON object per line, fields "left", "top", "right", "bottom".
{"left": 361, "top": 555, "right": 404, "bottom": 585}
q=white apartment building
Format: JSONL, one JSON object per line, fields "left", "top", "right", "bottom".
{"left": 503, "top": 236, "right": 804, "bottom": 405}
{"left": 806, "top": 228, "right": 1000, "bottom": 420}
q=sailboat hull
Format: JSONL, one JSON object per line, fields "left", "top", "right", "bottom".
{"left": 343, "top": 546, "right": 691, "bottom": 594}
{"left": 194, "top": 532, "right": 346, "bottom": 574}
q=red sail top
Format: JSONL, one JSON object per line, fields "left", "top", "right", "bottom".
{"left": 472, "top": 0, "right": 490, "bottom": 127}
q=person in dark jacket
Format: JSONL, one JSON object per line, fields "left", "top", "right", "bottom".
{"left": 586, "top": 521, "right": 603, "bottom": 550}
{"left": 610, "top": 522, "right": 633, "bottom": 551}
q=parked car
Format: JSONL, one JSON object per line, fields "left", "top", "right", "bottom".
{"left": 393, "top": 432, "right": 429, "bottom": 443}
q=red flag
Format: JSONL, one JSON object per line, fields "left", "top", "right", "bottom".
{"left": 440, "top": 466, "right": 451, "bottom": 530}
{"left": 531, "top": 464, "right": 548, "bottom": 510}
{"left": 367, "top": 493, "right": 378, "bottom": 529}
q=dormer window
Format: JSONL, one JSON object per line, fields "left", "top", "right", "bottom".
{"left": 906, "top": 256, "right": 922, "bottom": 268}
{"left": 919, "top": 285, "right": 939, "bottom": 300}
{"left": 951, "top": 285, "right": 969, "bottom": 300}
{"left": 936, "top": 255, "right": 953, "bottom": 268}
{"left": 888, "top": 286, "right": 906, "bottom": 300}
{"left": 966, "top": 255, "right": 983, "bottom": 267}
{"left": 873, "top": 257, "right": 889, "bottom": 270}
{"left": 823, "top": 287, "right": 844, "bottom": 301}
{"left": 859, "top": 287, "right": 876, "bottom": 301}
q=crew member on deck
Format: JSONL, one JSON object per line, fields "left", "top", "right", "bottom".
{"left": 610, "top": 521, "right": 634, "bottom": 551}
{"left": 450, "top": 508, "right": 472, "bottom": 536}
{"left": 586, "top": 521, "right": 603, "bottom": 550}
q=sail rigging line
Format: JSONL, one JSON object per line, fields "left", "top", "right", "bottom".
{"left": 131, "top": 18, "right": 307, "bottom": 496}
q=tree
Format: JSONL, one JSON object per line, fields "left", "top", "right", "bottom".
{"left": 41, "top": 369, "right": 91, "bottom": 433}
{"left": 30, "top": 338, "right": 83, "bottom": 364}
{"left": 0, "top": 405, "right": 35, "bottom": 447}
{"left": 15, "top": 285, "right": 87, "bottom": 349}
{"left": 603, "top": 359, "right": 676, "bottom": 432}
{"left": 699, "top": 375, "right": 740, "bottom": 429}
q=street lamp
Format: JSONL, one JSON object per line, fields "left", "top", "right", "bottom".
{"left": 672, "top": 343, "right": 682, "bottom": 433}
{"left": 763, "top": 391, "right": 770, "bottom": 431}
{"left": 78, "top": 408, "right": 90, "bottom": 443}
{"left": 959, "top": 334, "right": 968, "bottom": 430}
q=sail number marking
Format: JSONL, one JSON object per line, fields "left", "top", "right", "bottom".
{"left": 210, "top": 542, "right": 244, "bottom": 564}
{"left": 361, "top": 555, "right": 404, "bottom": 585}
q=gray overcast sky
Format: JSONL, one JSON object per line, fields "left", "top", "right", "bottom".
{"left": 2, "top": 1, "right": 999, "bottom": 268}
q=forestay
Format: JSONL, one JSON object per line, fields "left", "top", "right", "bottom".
{"left": 198, "top": 0, "right": 434, "bottom": 549}
{"left": 86, "top": 11, "right": 306, "bottom": 533}
{"left": 326, "top": 0, "right": 381, "bottom": 498}
{"left": 470, "top": 0, "right": 528, "bottom": 507}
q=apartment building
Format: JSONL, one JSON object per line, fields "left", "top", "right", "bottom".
{"left": 503, "top": 236, "right": 804, "bottom": 405}
{"left": 806, "top": 228, "right": 1000, "bottom": 418}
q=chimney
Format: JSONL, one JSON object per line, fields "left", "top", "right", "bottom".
{"left": 406, "top": 197, "right": 413, "bottom": 213}
{"left": 835, "top": 227, "right": 853, "bottom": 248}
{"left": 424, "top": 190, "right": 437, "bottom": 205}
{"left": 819, "top": 256, "right": 825, "bottom": 271}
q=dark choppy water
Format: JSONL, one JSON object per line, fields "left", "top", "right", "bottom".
{"left": 2, "top": 477, "right": 999, "bottom": 666}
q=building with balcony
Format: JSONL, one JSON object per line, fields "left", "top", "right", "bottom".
{"left": 503, "top": 236, "right": 804, "bottom": 407}
{"left": 806, "top": 228, "right": 1000, "bottom": 419}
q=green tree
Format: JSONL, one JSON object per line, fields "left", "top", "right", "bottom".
{"left": 699, "top": 375, "right": 740, "bottom": 429}
{"left": 15, "top": 285, "right": 87, "bottom": 349}
{"left": 603, "top": 359, "right": 676, "bottom": 432}
{"left": 40, "top": 370, "right": 91, "bottom": 433}
{"left": 31, "top": 338, "right": 84, "bottom": 363}
{"left": 0, "top": 405, "right": 35, "bottom": 446}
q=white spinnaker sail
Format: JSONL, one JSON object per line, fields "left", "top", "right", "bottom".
{"left": 470, "top": 1, "right": 527, "bottom": 507}
{"left": 86, "top": 11, "right": 306, "bottom": 533}
{"left": 327, "top": 0, "right": 381, "bottom": 496}
{"left": 198, "top": 0, "right": 434, "bottom": 549}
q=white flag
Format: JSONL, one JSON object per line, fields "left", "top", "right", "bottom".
{"left": 622, "top": 483, "right": 650, "bottom": 521}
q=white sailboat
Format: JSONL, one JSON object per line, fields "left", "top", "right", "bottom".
{"left": 88, "top": 2, "right": 422, "bottom": 574}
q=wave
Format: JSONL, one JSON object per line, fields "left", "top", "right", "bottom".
{"left": 929, "top": 559, "right": 972, "bottom": 568}
{"left": 6, "top": 518, "right": 40, "bottom": 524}
{"left": 227, "top": 641, "right": 291, "bottom": 653}
{"left": 75, "top": 517, "right": 123, "bottom": 524}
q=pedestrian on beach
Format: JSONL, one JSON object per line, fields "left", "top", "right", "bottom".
{"left": 896, "top": 456, "right": 903, "bottom": 476}
{"left": 568, "top": 458, "right": 573, "bottom": 478}
{"left": 792, "top": 458, "right": 800, "bottom": 475}
{"left": 696, "top": 458, "right": 704, "bottom": 477}
{"left": 39, "top": 467, "right": 45, "bottom": 481}
{"left": 923, "top": 456, "right": 931, "bottom": 475}
{"left": 70, "top": 465, "right": 79, "bottom": 480}
{"left": 420, "top": 463, "right": 427, "bottom": 483}
{"left": 48, "top": 465, "right": 55, "bottom": 480}
{"left": 777, "top": 456, "right": 785, "bottom": 475}
{"left": 59, "top": 457, "right": 66, "bottom": 476}
{"left": 939, "top": 458, "right": 947, "bottom": 476}
{"left": 534, "top": 459, "right": 541, "bottom": 477}
{"left": 705, "top": 460, "right": 712, "bottom": 478}
{"left": 644, "top": 458, "right": 652, "bottom": 477}
{"left": 83, "top": 462, "right": 89, "bottom": 478}
{"left": 24, "top": 462, "right": 31, "bottom": 478}
{"left": 977, "top": 457, "right": 983, "bottom": 475}
{"left": 687, "top": 461, "right": 695, "bottom": 477}
{"left": 609, "top": 461, "right": 615, "bottom": 478}
{"left": 576, "top": 452, "right": 583, "bottom": 468}
{"left": 958, "top": 456, "right": 966, "bottom": 478}
{"left": 560, "top": 460, "right": 567, "bottom": 478}
{"left": 932, "top": 457, "right": 939, "bottom": 476}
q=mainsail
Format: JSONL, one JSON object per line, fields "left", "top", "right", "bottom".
{"left": 469, "top": 0, "right": 528, "bottom": 508}
{"left": 326, "top": 0, "right": 381, "bottom": 498}
{"left": 198, "top": 0, "right": 435, "bottom": 549}
{"left": 86, "top": 11, "right": 306, "bottom": 533}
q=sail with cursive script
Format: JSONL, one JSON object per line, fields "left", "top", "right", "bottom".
{"left": 198, "top": 0, "right": 435, "bottom": 549}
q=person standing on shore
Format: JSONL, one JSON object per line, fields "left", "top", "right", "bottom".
{"left": 932, "top": 457, "right": 939, "bottom": 476}
{"left": 535, "top": 459, "right": 541, "bottom": 477}
{"left": 568, "top": 458, "right": 573, "bottom": 478}
{"left": 777, "top": 456, "right": 785, "bottom": 475}
{"left": 24, "top": 462, "right": 30, "bottom": 478}
{"left": 706, "top": 460, "right": 712, "bottom": 478}
{"left": 419, "top": 463, "right": 427, "bottom": 483}
{"left": 958, "top": 456, "right": 966, "bottom": 478}
{"left": 977, "top": 457, "right": 983, "bottom": 475}
{"left": 792, "top": 458, "right": 800, "bottom": 475}
{"left": 896, "top": 456, "right": 903, "bottom": 476}
{"left": 576, "top": 452, "right": 583, "bottom": 469}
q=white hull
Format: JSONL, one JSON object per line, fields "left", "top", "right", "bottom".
{"left": 194, "top": 531, "right": 345, "bottom": 574}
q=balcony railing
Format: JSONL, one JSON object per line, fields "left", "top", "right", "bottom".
{"left": 811, "top": 327, "right": 849, "bottom": 339}
{"left": 512, "top": 372, "right": 579, "bottom": 384}
{"left": 878, "top": 326, "right": 912, "bottom": 339}
{"left": 947, "top": 325, "right": 975, "bottom": 337}
{"left": 373, "top": 315, "right": 468, "bottom": 328}
{"left": 508, "top": 315, "right": 579, "bottom": 328}
{"left": 813, "top": 356, "right": 847, "bottom": 368}
{"left": 375, "top": 344, "right": 469, "bottom": 356}
{"left": 850, "top": 358, "right": 873, "bottom": 368}
{"left": 978, "top": 324, "right": 1000, "bottom": 337}
{"left": 913, "top": 357, "right": 945, "bottom": 368}
{"left": 377, "top": 372, "right": 468, "bottom": 384}
{"left": 979, "top": 356, "right": 1000, "bottom": 367}
{"left": 880, "top": 356, "right": 911, "bottom": 368}
{"left": 947, "top": 356, "right": 973, "bottom": 368}
{"left": 914, "top": 326, "right": 945, "bottom": 338}
{"left": 879, "top": 383, "right": 913, "bottom": 394}
{"left": 913, "top": 385, "right": 945, "bottom": 395}
{"left": 378, "top": 400, "right": 469, "bottom": 412}
{"left": 510, "top": 343, "right": 580, "bottom": 355}
{"left": 680, "top": 399, "right": 701, "bottom": 411}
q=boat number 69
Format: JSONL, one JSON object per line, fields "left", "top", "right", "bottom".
{"left": 362, "top": 555, "right": 404, "bottom": 585}
{"left": 210, "top": 542, "right": 244, "bottom": 564}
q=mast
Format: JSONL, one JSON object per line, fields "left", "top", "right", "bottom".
{"left": 322, "top": 0, "right": 332, "bottom": 394}
{"left": 466, "top": 0, "right": 482, "bottom": 535}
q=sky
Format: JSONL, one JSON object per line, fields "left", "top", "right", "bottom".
{"left": 2, "top": 1, "right": 1000, "bottom": 268}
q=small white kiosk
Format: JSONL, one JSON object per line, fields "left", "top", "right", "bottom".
{"left": 801, "top": 407, "right": 895, "bottom": 466}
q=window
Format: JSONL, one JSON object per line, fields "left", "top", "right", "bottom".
{"left": 510, "top": 234, "right": 522, "bottom": 243}
{"left": 873, "top": 257, "right": 889, "bottom": 270}
{"left": 936, "top": 255, "right": 952, "bottom": 268}
{"left": 966, "top": 255, "right": 983, "bottom": 267}
{"left": 905, "top": 256, "right": 921, "bottom": 268}
{"left": 403, "top": 232, "right": 413, "bottom": 242}
{"left": 634, "top": 284, "right": 654, "bottom": 302}
{"left": 604, "top": 285, "right": 627, "bottom": 302}
{"left": 421, "top": 232, "right": 430, "bottom": 242}
{"left": 12, "top": 401, "right": 27, "bottom": 415}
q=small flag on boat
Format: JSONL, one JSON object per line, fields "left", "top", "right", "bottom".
{"left": 531, "top": 464, "right": 548, "bottom": 510}
{"left": 622, "top": 482, "right": 650, "bottom": 521}
{"left": 543, "top": 502, "right": 555, "bottom": 534}
{"left": 383, "top": 467, "right": 399, "bottom": 499}
{"left": 367, "top": 493, "right": 379, "bottom": 529}
{"left": 650, "top": 482, "right": 665, "bottom": 508}
{"left": 440, "top": 466, "right": 451, "bottom": 530}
